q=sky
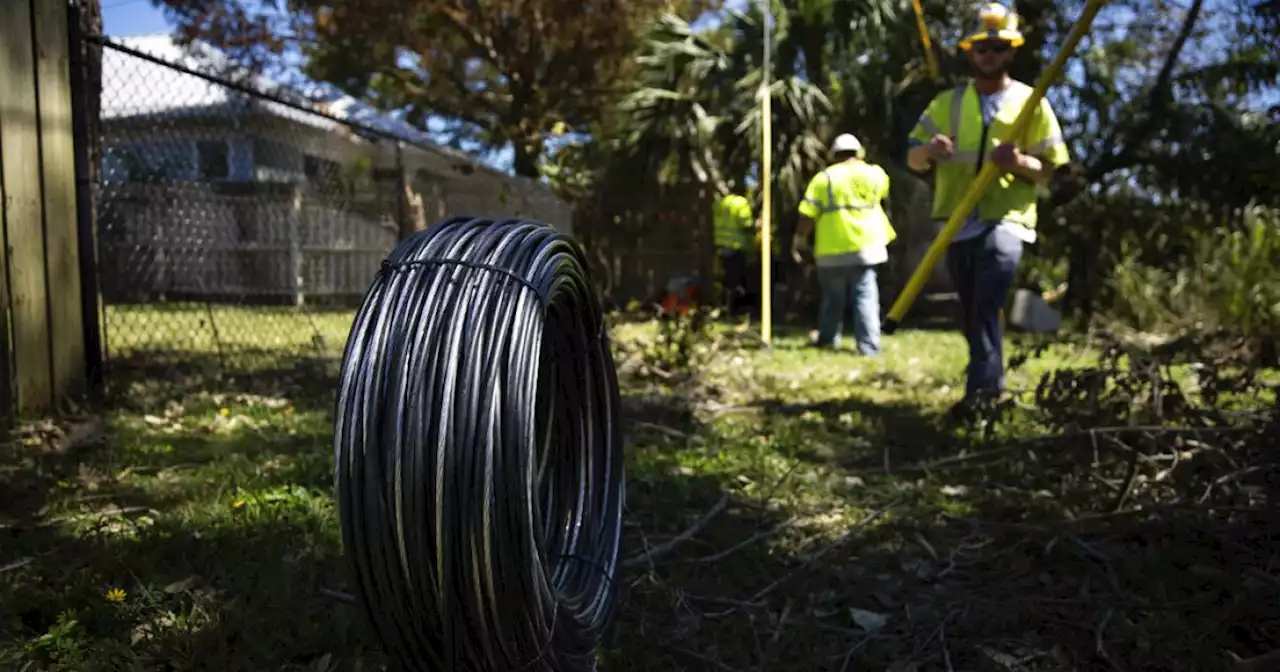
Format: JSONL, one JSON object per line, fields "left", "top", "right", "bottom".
{"left": 101, "top": 0, "right": 170, "bottom": 36}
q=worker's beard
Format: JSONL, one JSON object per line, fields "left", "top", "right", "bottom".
{"left": 970, "top": 58, "right": 1011, "bottom": 82}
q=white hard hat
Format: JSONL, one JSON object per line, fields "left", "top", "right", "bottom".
{"left": 831, "top": 133, "right": 864, "bottom": 155}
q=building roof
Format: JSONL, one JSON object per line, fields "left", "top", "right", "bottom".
{"left": 101, "top": 34, "right": 491, "bottom": 173}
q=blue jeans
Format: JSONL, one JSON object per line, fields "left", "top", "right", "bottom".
{"left": 946, "top": 226, "right": 1023, "bottom": 397}
{"left": 815, "top": 263, "right": 880, "bottom": 355}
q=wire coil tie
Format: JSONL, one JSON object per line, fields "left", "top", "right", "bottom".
{"left": 380, "top": 257, "right": 548, "bottom": 307}
{"left": 379, "top": 256, "right": 606, "bottom": 355}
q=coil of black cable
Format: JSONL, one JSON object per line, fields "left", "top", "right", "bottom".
{"left": 333, "top": 215, "right": 625, "bottom": 672}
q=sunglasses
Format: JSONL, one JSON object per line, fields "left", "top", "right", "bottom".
{"left": 972, "top": 42, "right": 1011, "bottom": 54}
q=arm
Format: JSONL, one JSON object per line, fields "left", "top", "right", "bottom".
{"left": 876, "top": 167, "right": 893, "bottom": 225}
{"left": 907, "top": 97, "right": 947, "bottom": 173}
{"left": 795, "top": 215, "right": 814, "bottom": 238}
{"left": 1004, "top": 151, "right": 1057, "bottom": 185}
{"left": 794, "top": 176, "right": 822, "bottom": 261}
{"left": 1004, "top": 99, "right": 1072, "bottom": 186}
{"left": 907, "top": 142, "right": 935, "bottom": 173}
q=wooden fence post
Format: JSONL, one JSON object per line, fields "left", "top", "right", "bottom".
{"left": 0, "top": 0, "right": 56, "bottom": 415}
{"left": 34, "top": 0, "right": 88, "bottom": 402}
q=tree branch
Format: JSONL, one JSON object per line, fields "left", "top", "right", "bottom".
{"left": 1087, "top": 0, "right": 1205, "bottom": 181}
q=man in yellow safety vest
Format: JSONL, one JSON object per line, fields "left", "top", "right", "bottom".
{"left": 906, "top": 2, "right": 1071, "bottom": 416}
{"left": 795, "top": 133, "right": 895, "bottom": 355}
{"left": 713, "top": 187, "right": 755, "bottom": 314}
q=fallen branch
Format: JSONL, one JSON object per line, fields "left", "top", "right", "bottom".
{"left": 1230, "top": 648, "right": 1280, "bottom": 672}
{"left": 0, "top": 557, "right": 33, "bottom": 574}
{"left": 752, "top": 499, "right": 900, "bottom": 601}
{"left": 890, "top": 424, "right": 1259, "bottom": 475}
{"left": 629, "top": 420, "right": 689, "bottom": 440}
{"left": 1014, "top": 425, "right": 1258, "bottom": 445}
{"left": 621, "top": 492, "right": 732, "bottom": 569}
{"left": 688, "top": 513, "right": 803, "bottom": 565}
{"left": 319, "top": 587, "right": 358, "bottom": 605}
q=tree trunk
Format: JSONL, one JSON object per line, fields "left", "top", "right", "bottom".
{"left": 512, "top": 136, "right": 542, "bottom": 178}
{"left": 1064, "top": 225, "right": 1104, "bottom": 325}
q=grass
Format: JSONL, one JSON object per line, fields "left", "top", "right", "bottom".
{"left": 101, "top": 303, "right": 357, "bottom": 366}
{"left": 2, "top": 305, "right": 1276, "bottom": 671}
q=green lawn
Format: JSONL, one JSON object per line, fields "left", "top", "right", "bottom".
{"left": 2, "top": 306, "right": 1275, "bottom": 671}
{"left": 101, "top": 303, "right": 358, "bottom": 368}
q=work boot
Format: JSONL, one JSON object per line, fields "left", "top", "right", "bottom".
{"left": 946, "top": 390, "right": 1002, "bottom": 427}
{"left": 946, "top": 397, "right": 979, "bottom": 425}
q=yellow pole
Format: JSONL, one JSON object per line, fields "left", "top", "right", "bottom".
{"left": 882, "top": 0, "right": 1107, "bottom": 333}
{"left": 911, "top": 0, "right": 939, "bottom": 80}
{"left": 760, "top": 1, "right": 773, "bottom": 345}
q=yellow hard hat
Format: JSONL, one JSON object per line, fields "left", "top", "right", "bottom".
{"left": 959, "top": 2, "right": 1025, "bottom": 50}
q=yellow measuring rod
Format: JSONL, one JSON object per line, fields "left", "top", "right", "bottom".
{"left": 882, "top": 0, "right": 1108, "bottom": 333}
{"left": 911, "top": 0, "right": 939, "bottom": 80}
{"left": 761, "top": 87, "right": 773, "bottom": 345}
{"left": 760, "top": 2, "right": 774, "bottom": 346}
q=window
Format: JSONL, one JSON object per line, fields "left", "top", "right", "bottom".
{"left": 305, "top": 154, "right": 344, "bottom": 189}
{"left": 197, "top": 140, "right": 229, "bottom": 180}
{"left": 254, "top": 138, "right": 295, "bottom": 171}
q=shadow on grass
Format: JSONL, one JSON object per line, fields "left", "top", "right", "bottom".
{"left": 0, "top": 353, "right": 377, "bottom": 670}
{"left": 7, "top": 339, "right": 1276, "bottom": 671}
{"left": 103, "top": 350, "right": 342, "bottom": 414}
{"left": 600, "top": 378, "right": 1280, "bottom": 671}
{"left": 755, "top": 395, "right": 958, "bottom": 469}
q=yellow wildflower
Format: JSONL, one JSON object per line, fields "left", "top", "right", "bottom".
{"left": 232, "top": 499, "right": 247, "bottom": 509}
{"left": 220, "top": 408, "right": 230, "bottom": 417}
{"left": 105, "top": 588, "right": 127, "bottom": 603}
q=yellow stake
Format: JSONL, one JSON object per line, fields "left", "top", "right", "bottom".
{"left": 760, "top": 2, "right": 773, "bottom": 345}
{"left": 883, "top": 0, "right": 1108, "bottom": 333}
{"left": 911, "top": 0, "right": 939, "bottom": 80}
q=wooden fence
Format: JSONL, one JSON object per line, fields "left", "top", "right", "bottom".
{"left": 0, "top": 0, "right": 90, "bottom": 419}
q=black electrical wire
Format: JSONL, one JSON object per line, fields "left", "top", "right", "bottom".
{"left": 333, "top": 215, "right": 625, "bottom": 672}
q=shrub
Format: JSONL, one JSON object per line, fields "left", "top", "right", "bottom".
{"left": 1107, "top": 202, "right": 1280, "bottom": 338}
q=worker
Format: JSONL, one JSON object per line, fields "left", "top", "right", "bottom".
{"left": 794, "top": 133, "right": 895, "bottom": 355}
{"left": 712, "top": 187, "right": 755, "bottom": 315}
{"left": 905, "top": 2, "right": 1071, "bottom": 417}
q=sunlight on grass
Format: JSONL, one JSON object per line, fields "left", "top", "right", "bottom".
{"left": 3, "top": 309, "right": 1275, "bottom": 670}
{"left": 103, "top": 303, "right": 358, "bottom": 359}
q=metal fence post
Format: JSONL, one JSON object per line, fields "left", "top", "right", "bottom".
{"left": 67, "top": 0, "right": 104, "bottom": 393}
{"left": 394, "top": 141, "right": 414, "bottom": 240}
{"left": 291, "top": 183, "right": 304, "bottom": 306}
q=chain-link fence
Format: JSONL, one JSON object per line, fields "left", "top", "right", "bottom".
{"left": 91, "top": 34, "right": 572, "bottom": 378}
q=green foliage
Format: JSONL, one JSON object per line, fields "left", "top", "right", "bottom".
{"left": 1107, "top": 204, "right": 1280, "bottom": 337}
{"left": 155, "top": 0, "right": 719, "bottom": 178}
{"left": 643, "top": 306, "right": 717, "bottom": 377}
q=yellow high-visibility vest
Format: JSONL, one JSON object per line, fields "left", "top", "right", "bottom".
{"left": 797, "top": 161, "right": 895, "bottom": 258}
{"left": 713, "top": 194, "right": 753, "bottom": 250}
{"left": 909, "top": 79, "right": 1071, "bottom": 228}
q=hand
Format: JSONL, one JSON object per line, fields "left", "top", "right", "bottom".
{"left": 928, "top": 134, "right": 954, "bottom": 161}
{"left": 791, "top": 234, "right": 808, "bottom": 264}
{"left": 990, "top": 142, "right": 1022, "bottom": 169}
